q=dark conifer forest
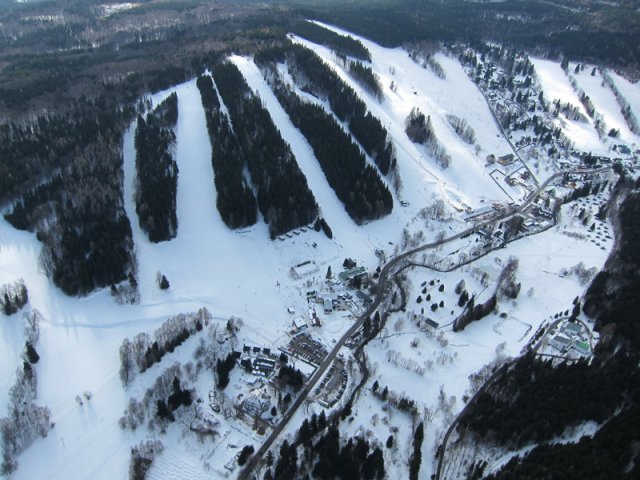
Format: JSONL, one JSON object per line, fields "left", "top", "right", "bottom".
{"left": 348, "top": 60, "right": 383, "bottom": 101}
{"left": 212, "top": 62, "right": 318, "bottom": 238}
{"left": 290, "top": 20, "right": 371, "bottom": 62}
{"left": 272, "top": 43, "right": 396, "bottom": 176}
{"left": 264, "top": 68, "right": 393, "bottom": 224}
{"left": 196, "top": 74, "right": 258, "bottom": 230}
{"left": 134, "top": 92, "right": 179, "bottom": 243}
{"left": 3, "top": 96, "right": 136, "bottom": 295}
{"left": 458, "top": 184, "right": 640, "bottom": 478}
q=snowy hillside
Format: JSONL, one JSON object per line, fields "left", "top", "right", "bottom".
{"left": 0, "top": 18, "right": 634, "bottom": 480}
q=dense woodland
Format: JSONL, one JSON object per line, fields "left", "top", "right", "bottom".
{"left": 459, "top": 352, "right": 639, "bottom": 447}
{"left": 258, "top": 42, "right": 395, "bottom": 176}
{"left": 196, "top": 74, "right": 258, "bottom": 230}
{"left": 306, "top": 0, "right": 640, "bottom": 72}
{"left": 267, "top": 424, "right": 385, "bottom": 480}
{"left": 263, "top": 67, "right": 393, "bottom": 224}
{"left": 212, "top": 62, "right": 319, "bottom": 238}
{"left": 3, "top": 95, "right": 136, "bottom": 295}
{"left": 348, "top": 60, "right": 383, "bottom": 101}
{"left": 584, "top": 185, "right": 640, "bottom": 350}
{"left": 290, "top": 20, "right": 371, "bottom": 62}
{"left": 134, "top": 93, "right": 179, "bottom": 243}
{"left": 405, "top": 107, "right": 451, "bottom": 168}
{"left": 458, "top": 185, "right": 640, "bottom": 478}
{"left": 486, "top": 405, "right": 640, "bottom": 479}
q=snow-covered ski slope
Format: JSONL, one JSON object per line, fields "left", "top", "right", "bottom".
{"left": 570, "top": 63, "right": 640, "bottom": 145}
{"left": 531, "top": 58, "right": 607, "bottom": 153}
{"left": 608, "top": 71, "right": 640, "bottom": 138}
{"left": 0, "top": 21, "right": 623, "bottom": 480}
{"left": 297, "top": 21, "right": 513, "bottom": 208}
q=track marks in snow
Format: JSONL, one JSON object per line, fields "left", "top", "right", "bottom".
{"left": 291, "top": 29, "right": 508, "bottom": 207}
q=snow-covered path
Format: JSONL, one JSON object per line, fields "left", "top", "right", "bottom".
{"left": 570, "top": 64, "right": 639, "bottom": 145}
{"left": 531, "top": 58, "right": 606, "bottom": 153}
{"left": 302, "top": 22, "right": 510, "bottom": 206}
{"left": 230, "top": 56, "right": 364, "bottom": 245}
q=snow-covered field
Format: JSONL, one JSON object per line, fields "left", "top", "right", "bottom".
{"left": 0, "top": 22, "right": 620, "bottom": 480}
{"left": 531, "top": 57, "right": 606, "bottom": 154}
{"left": 608, "top": 70, "right": 640, "bottom": 137}
{"left": 570, "top": 63, "right": 639, "bottom": 145}
{"left": 296, "top": 22, "right": 512, "bottom": 209}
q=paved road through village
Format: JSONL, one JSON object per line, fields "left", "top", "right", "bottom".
{"left": 239, "top": 166, "right": 610, "bottom": 479}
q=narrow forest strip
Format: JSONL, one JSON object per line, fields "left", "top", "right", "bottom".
{"left": 196, "top": 74, "right": 258, "bottom": 230}
{"left": 212, "top": 61, "right": 318, "bottom": 238}
{"left": 290, "top": 20, "right": 371, "bottom": 62}
{"left": 134, "top": 92, "right": 179, "bottom": 243}
{"left": 262, "top": 67, "right": 393, "bottom": 224}
{"left": 256, "top": 42, "right": 396, "bottom": 176}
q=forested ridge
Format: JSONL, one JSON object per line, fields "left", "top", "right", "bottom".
{"left": 134, "top": 92, "right": 179, "bottom": 243}
{"left": 290, "top": 20, "right": 371, "bottom": 62}
{"left": 260, "top": 62, "right": 393, "bottom": 224}
{"left": 3, "top": 95, "right": 136, "bottom": 296}
{"left": 212, "top": 61, "right": 318, "bottom": 238}
{"left": 304, "top": 0, "right": 640, "bottom": 72}
{"left": 257, "top": 42, "right": 395, "bottom": 176}
{"left": 459, "top": 182, "right": 640, "bottom": 478}
{"left": 196, "top": 74, "right": 258, "bottom": 230}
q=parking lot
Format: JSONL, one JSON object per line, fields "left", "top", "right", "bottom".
{"left": 314, "top": 358, "right": 348, "bottom": 408}
{"left": 286, "top": 333, "right": 328, "bottom": 366}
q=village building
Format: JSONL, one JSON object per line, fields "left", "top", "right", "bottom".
{"left": 550, "top": 335, "right": 571, "bottom": 354}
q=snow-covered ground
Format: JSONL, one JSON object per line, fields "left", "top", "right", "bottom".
{"left": 294, "top": 22, "right": 513, "bottom": 208}
{"left": 570, "top": 63, "right": 639, "bottom": 145}
{"left": 531, "top": 58, "right": 606, "bottom": 154}
{"left": 0, "top": 22, "right": 620, "bottom": 480}
{"left": 608, "top": 70, "right": 640, "bottom": 136}
{"left": 337, "top": 194, "right": 611, "bottom": 478}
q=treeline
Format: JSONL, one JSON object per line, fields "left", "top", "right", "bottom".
{"left": 407, "top": 43, "right": 447, "bottom": 79}
{"left": 1, "top": 312, "right": 50, "bottom": 476}
{"left": 453, "top": 293, "right": 497, "bottom": 332}
{"left": 261, "top": 43, "right": 394, "bottom": 175}
{"left": 446, "top": 114, "right": 476, "bottom": 144}
{"left": 487, "top": 403, "right": 640, "bottom": 479}
{"left": 290, "top": 20, "right": 371, "bottom": 62}
{"left": 266, "top": 73, "right": 393, "bottom": 224}
{"left": 119, "top": 308, "right": 211, "bottom": 386}
{"left": 277, "top": 364, "right": 305, "bottom": 392}
{"left": 196, "top": 74, "right": 258, "bottom": 230}
{"left": 584, "top": 188, "right": 640, "bottom": 350}
{"left": 453, "top": 257, "right": 518, "bottom": 331}
{"left": 405, "top": 107, "right": 451, "bottom": 168}
{"left": 348, "top": 60, "right": 383, "bottom": 100}
{"left": 39, "top": 139, "right": 135, "bottom": 295}
{"left": 602, "top": 70, "right": 640, "bottom": 135}
{"left": 212, "top": 62, "right": 319, "bottom": 238}
{"left": 0, "top": 95, "right": 133, "bottom": 202}
{"left": 119, "top": 363, "right": 193, "bottom": 432}
{"left": 0, "top": 280, "right": 28, "bottom": 316}
{"left": 269, "top": 425, "right": 385, "bottom": 480}
{"left": 307, "top": 1, "right": 640, "bottom": 70}
{"left": 459, "top": 352, "right": 640, "bottom": 448}
{"left": 134, "top": 92, "right": 179, "bottom": 243}
{"left": 3, "top": 95, "right": 137, "bottom": 296}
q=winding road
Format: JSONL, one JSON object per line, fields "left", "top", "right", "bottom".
{"left": 239, "top": 166, "right": 610, "bottom": 480}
